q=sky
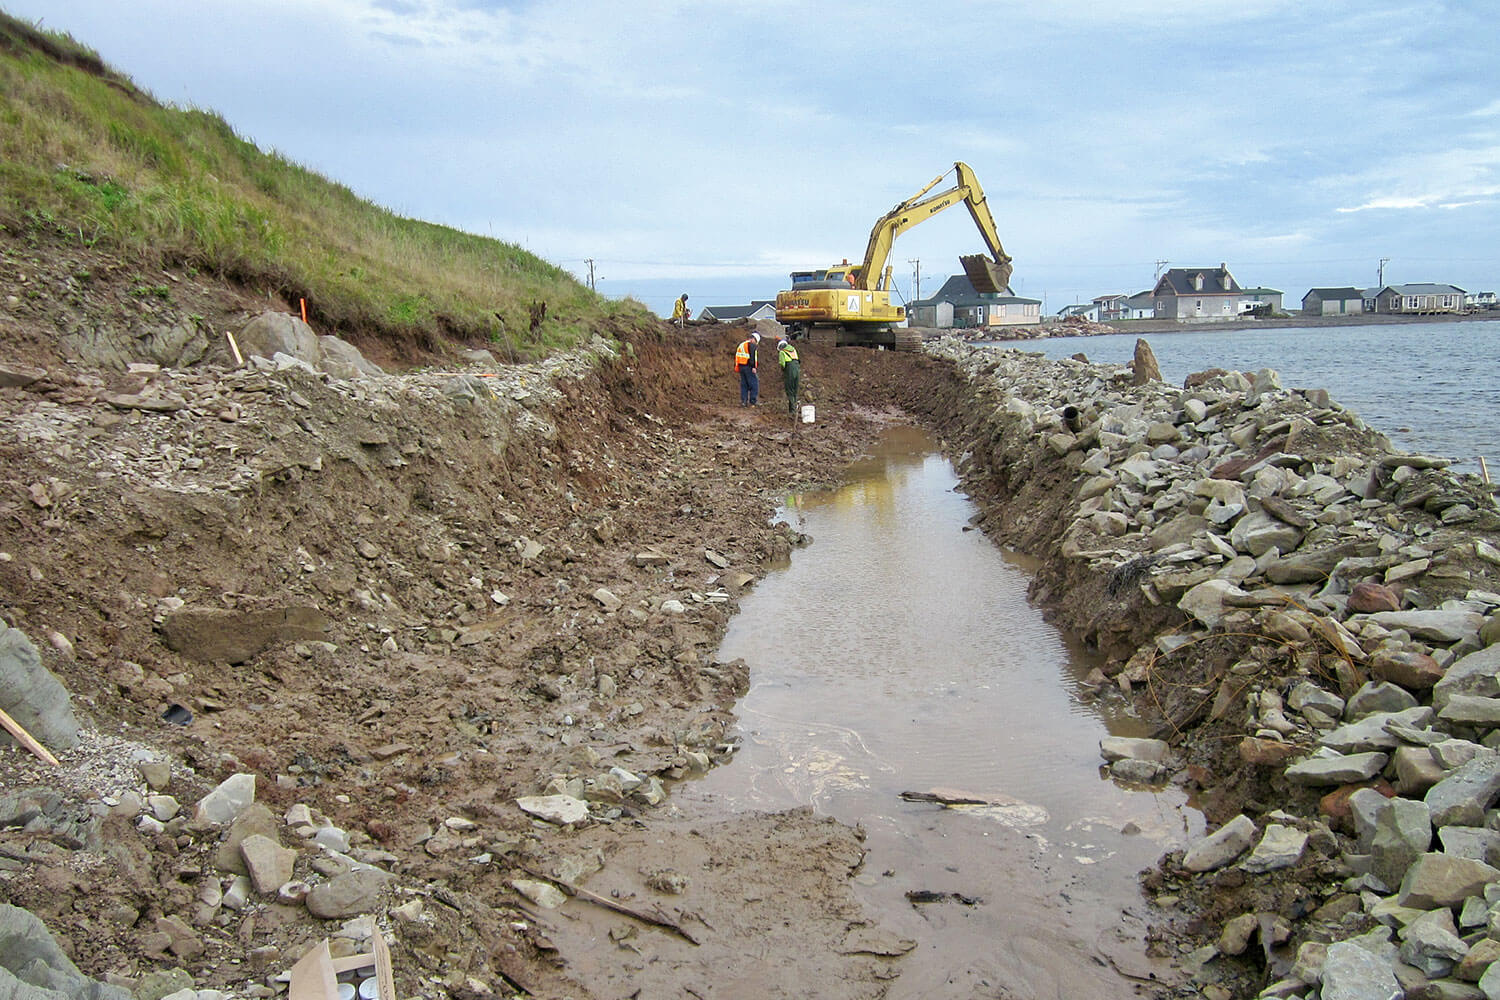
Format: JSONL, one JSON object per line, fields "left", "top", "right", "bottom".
{"left": 7, "top": 1, "right": 1499, "bottom": 317}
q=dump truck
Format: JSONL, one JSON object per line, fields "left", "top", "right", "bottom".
{"left": 774, "top": 161, "right": 1013, "bottom": 350}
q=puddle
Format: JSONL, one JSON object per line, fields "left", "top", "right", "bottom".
{"left": 682, "top": 425, "right": 1200, "bottom": 997}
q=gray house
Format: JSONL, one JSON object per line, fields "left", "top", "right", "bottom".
{"left": 1238, "top": 287, "right": 1284, "bottom": 313}
{"left": 1302, "top": 287, "right": 1366, "bottom": 316}
{"left": 1152, "top": 264, "right": 1243, "bottom": 321}
{"left": 699, "top": 300, "right": 777, "bottom": 323}
{"left": 908, "top": 274, "right": 1041, "bottom": 329}
{"left": 1367, "top": 283, "right": 1466, "bottom": 314}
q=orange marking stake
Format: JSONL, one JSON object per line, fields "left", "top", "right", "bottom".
{"left": 300, "top": 298, "right": 308, "bottom": 324}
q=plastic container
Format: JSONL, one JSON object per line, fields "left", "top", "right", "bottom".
{"left": 800, "top": 405, "right": 815, "bottom": 424}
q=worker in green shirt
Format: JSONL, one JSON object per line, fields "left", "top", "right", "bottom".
{"left": 775, "top": 337, "right": 800, "bottom": 418}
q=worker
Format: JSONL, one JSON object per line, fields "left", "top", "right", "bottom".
{"left": 734, "top": 331, "right": 760, "bottom": 407}
{"left": 671, "top": 293, "right": 690, "bottom": 327}
{"left": 776, "top": 337, "right": 801, "bottom": 418}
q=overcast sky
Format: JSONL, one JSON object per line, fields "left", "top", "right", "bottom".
{"left": 9, "top": 1, "right": 1499, "bottom": 316}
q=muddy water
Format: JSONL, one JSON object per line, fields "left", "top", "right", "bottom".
{"left": 683, "top": 426, "right": 1200, "bottom": 998}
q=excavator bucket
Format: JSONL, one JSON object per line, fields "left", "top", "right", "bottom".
{"left": 959, "top": 253, "right": 1013, "bottom": 295}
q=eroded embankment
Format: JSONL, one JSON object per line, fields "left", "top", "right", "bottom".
{"left": 921, "top": 336, "right": 1500, "bottom": 999}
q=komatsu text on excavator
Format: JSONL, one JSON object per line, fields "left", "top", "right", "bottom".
{"left": 774, "top": 161, "right": 1013, "bottom": 350}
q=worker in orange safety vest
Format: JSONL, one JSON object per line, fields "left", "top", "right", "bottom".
{"left": 734, "top": 331, "right": 760, "bottom": 407}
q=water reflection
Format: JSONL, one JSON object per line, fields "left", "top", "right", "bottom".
{"left": 684, "top": 425, "right": 1196, "bottom": 996}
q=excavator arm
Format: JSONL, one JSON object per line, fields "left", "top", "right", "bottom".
{"left": 856, "top": 161, "right": 1013, "bottom": 295}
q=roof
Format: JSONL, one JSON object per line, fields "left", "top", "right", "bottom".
{"left": 1239, "top": 287, "right": 1282, "bottom": 295}
{"left": 700, "top": 300, "right": 774, "bottom": 320}
{"left": 1154, "top": 265, "right": 1241, "bottom": 297}
{"left": 912, "top": 274, "right": 1036, "bottom": 308}
{"left": 1304, "top": 287, "right": 1364, "bottom": 299}
{"left": 1378, "top": 283, "right": 1468, "bottom": 295}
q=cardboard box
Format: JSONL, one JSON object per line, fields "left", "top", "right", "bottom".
{"left": 288, "top": 933, "right": 395, "bottom": 1000}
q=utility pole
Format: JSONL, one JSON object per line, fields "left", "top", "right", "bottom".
{"left": 1154, "top": 259, "right": 1170, "bottom": 283}
{"left": 1378, "top": 257, "right": 1390, "bottom": 287}
{"left": 583, "top": 259, "right": 596, "bottom": 291}
{"left": 908, "top": 259, "right": 921, "bottom": 301}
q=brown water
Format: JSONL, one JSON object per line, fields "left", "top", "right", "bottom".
{"left": 682, "top": 425, "right": 1201, "bottom": 998}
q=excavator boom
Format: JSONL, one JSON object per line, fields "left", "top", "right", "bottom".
{"left": 858, "top": 161, "right": 1012, "bottom": 293}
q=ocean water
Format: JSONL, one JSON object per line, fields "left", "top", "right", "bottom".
{"left": 981, "top": 320, "right": 1500, "bottom": 476}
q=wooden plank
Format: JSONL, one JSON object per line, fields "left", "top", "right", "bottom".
{"left": 0, "top": 707, "right": 61, "bottom": 767}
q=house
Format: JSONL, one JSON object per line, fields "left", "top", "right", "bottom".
{"left": 1093, "top": 294, "right": 1128, "bottom": 321}
{"left": 1367, "top": 283, "right": 1466, "bottom": 314}
{"left": 1057, "top": 302, "right": 1101, "bottom": 322}
{"left": 1238, "top": 287, "right": 1284, "bottom": 313}
{"left": 1302, "top": 287, "right": 1366, "bottom": 316}
{"left": 907, "top": 274, "right": 1041, "bottom": 329}
{"left": 1120, "top": 290, "right": 1155, "bottom": 319}
{"left": 1466, "top": 290, "right": 1497, "bottom": 310}
{"left": 698, "top": 300, "right": 777, "bottom": 323}
{"left": 1152, "top": 264, "right": 1243, "bottom": 321}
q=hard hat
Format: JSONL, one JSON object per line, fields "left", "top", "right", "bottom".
{"left": 751, "top": 331, "right": 761, "bottom": 341}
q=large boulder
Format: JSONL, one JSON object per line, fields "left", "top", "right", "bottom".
{"left": 0, "top": 904, "right": 130, "bottom": 999}
{"left": 0, "top": 621, "right": 80, "bottom": 753}
{"left": 235, "top": 312, "right": 383, "bottom": 380}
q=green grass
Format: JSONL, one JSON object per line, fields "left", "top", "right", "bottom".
{"left": 0, "top": 11, "right": 656, "bottom": 360}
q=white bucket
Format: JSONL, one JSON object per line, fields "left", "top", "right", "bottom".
{"left": 800, "top": 405, "right": 815, "bottom": 424}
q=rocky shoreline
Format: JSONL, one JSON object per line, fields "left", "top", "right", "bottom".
{"left": 924, "top": 336, "right": 1500, "bottom": 998}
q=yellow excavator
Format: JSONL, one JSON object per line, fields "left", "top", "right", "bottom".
{"left": 774, "top": 161, "right": 1013, "bottom": 350}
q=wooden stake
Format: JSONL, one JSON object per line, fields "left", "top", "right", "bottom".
{"left": 1480, "top": 456, "right": 1491, "bottom": 485}
{"left": 300, "top": 298, "right": 308, "bottom": 325}
{"left": 225, "top": 330, "right": 244, "bottom": 367}
{"left": 0, "top": 707, "right": 61, "bottom": 766}
{"left": 519, "top": 867, "right": 699, "bottom": 945}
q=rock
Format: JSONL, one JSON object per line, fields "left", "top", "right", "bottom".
{"left": 1110, "top": 758, "right": 1168, "bottom": 783}
{"left": 1425, "top": 754, "right": 1500, "bottom": 827}
{"left": 1457, "top": 937, "right": 1500, "bottom": 981}
{"left": 305, "top": 869, "right": 391, "bottom": 919}
{"left": 591, "top": 588, "right": 622, "bottom": 612}
{"left": 1229, "top": 510, "right": 1304, "bottom": 558}
{"left": 1218, "top": 912, "right": 1259, "bottom": 955}
{"left": 1370, "top": 797, "right": 1432, "bottom": 889}
{"left": 1442, "top": 695, "right": 1500, "bottom": 726}
{"left": 515, "top": 794, "right": 589, "bottom": 826}
{"left": 1319, "top": 707, "right": 1432, "bottom": 753}
{"left": 1369, "top": 610, "right": 1484, "bottom": 645}
{"left": 0, "top": 903, "right": 132, "bottom": 998}
{"left": 1399, "top": 908, "right": 1468, "bottom": 978}
{"left": 1131, "top": 338, "right": 1162, "bottom": 385}
{"left": 1321, "top": 939, "right": 1402, "bottom": 1000}
{"left": 160, "top": 605, "right": 333, "bottom": 664}
{"left": 1371, "top": 648, "right": 1446, "bottom": 689}
{"left": 1350, "top": 582, "right": 1403, "bottom": 613}
{"left": 1397, "top": 853, "right": 1500, "bottom": 909}
{"left": 1239, "top": 736, "right": 1302, "bottom": 766}
{"left": 1182, "top": 813, "right": 1257, "bottom": 872}
{"left": 1439, "top": 826, "right": 1500, "bottom": 867}
{"left": 241, "top": 833, "right": 298, "bottom": 894}
{"left": 1346, "top": 682, "right": 1421, "bottom": 719}
{"left": 1240, "top": 823, "right": 1307, "bottom": 873}
{"left": 1099, "top": 736, "right": 1169, "bottom": 763}
{"left": 1179, "top": 578, "right": 1252, "bottom": 628}
{"left": 511, "top": 878, "right": 567, "bottom": 909}
{"left": 1290, "top": 681, "right": 1346, "bottom": 717}
{"left": 704, "top": 549, "right": 730, "bottom": 569}
{"left": 237, "top": 311, "right": 320, "bottom": 364}
{"left": 1436, "top": 646, "right": 1500, "bottom": 712}
{"left": 194, "top": 772, "right": 257, "bottom": 825}
{"left": 315, "top": 334, "right": 383, "bottom": 379}
{"left": 1286, "top": 751, "right": 1389, "bottom": 786}
{"left": 0, "top": 621, "right": 82, "bottom": 752}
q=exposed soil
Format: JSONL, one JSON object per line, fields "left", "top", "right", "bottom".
{"left": 0, "top": 229, "right": 1015, "bottom": 999}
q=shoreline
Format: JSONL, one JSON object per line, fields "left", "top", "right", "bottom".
{"left": 922, "top": 310, "right": 1500, "bottom": 342}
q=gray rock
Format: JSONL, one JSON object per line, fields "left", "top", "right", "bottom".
{"left": 1399, "top": 907, "right": 1469, "bottom": 978}
{"left": 1229, "top": 510, "right": 1304, "bottom": 558}
{"left": 1179, "top": 578, "right": 1251, "bottom": 628}
{"left": 1370, "top": 796, "right": 1432, "bottom": 890}
{"left": 1099, "top": 736, "right": 1169, "bottom": 763}
{"left": 315, "top": 335, "right": 383, "bottom": 379}
{"left": 241, "top": 834, "right": 297, "bottom": 895}
{"left": 1320, "top": 707, "right": 1433, "bottom": 753}
{"left": 1426, "top": 753, "right": 1500, "bottom": 827}
{"left": 515, "top": 794, "right": 589, "bottom": 826}
{"left": 1398, "top": 853, "right": 1500, "bottom": 909}
{"left": 305, "top": 869, "right": 391, "bottom": 919}
{"left": 1346, "top": 681, "right": 1421, "bottom": 720}
{"left": 1287, "top": 751, "right": 1389, "bottom": 785}
{"left": 1321, "top": 939, "right": 1402, "bottom": 1000}
{"left": 1436, "top": 646, "right": 1500, "bottom": 712}
{"left": 1183, "top": 813, "right": 1257, "bottom": 872}
{"left": 194, "top": 773, "right": 257, "bottom": 826}
{"left": 1289, "top": 681, "right": 1346, "bottom": 717}
{"left": 0, "top": 621, "right": 82, "bottom": 752}
{"left": 1109, "top": 758, "right": 1168, "bottom": 783}
{"left": 0, "top": 903, "right": 131, "bottom": 999}
{"left": 1350, "top": 787, "right": 1394, "bottom": 852}
{"left": 1370, "top": 610, "right": 1484, "bottom": 644}
{"left": 1441, "top": 695, "right": 1500, "bottom": 727}
{"left": 1438, "top": 826, "right": 1500, "bottom": 867}
{"left": 1240, "top": 823, "right": 1308, "bottom": 873}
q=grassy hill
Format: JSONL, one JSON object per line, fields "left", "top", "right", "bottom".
{"left": 0, "top": 11, "right": 649, "bottom": 361}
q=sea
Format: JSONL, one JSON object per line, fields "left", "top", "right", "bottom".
{"left": 978, "top": 319, "right": 1499, "bottom": 478}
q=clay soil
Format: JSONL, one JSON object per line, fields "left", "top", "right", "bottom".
{"left": 0, "top": 231, "right": 1006, "bottom": 999}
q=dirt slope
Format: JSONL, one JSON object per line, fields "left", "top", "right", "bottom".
{"left": 0, "top": 239, "right": 980, "bottom": 999}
